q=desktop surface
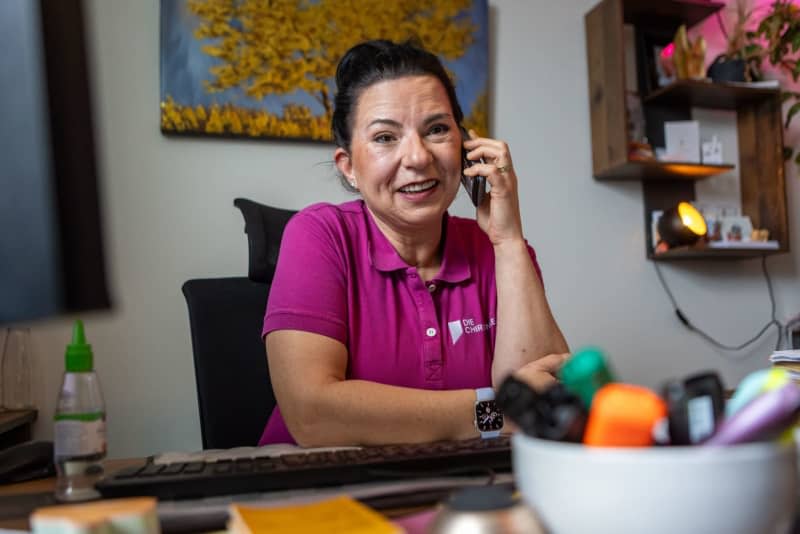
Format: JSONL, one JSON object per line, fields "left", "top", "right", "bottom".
{"left": 0, "top": 437, "right": 512, "bottom": 532}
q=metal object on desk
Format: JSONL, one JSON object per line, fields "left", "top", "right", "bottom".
{"left": 429, "top": 485, "right": 545, "bottom": 534}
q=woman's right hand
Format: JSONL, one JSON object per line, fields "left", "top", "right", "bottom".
{"left": 512, "top": 353, "right": 570, "bottom": 392}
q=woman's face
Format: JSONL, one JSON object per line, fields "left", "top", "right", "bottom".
{"left": 335, "top": 75, "right": 462, "bottom": 233}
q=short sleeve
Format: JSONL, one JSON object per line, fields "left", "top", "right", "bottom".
{"left": 262, "top": 210, "right": 348, "bottom": 344}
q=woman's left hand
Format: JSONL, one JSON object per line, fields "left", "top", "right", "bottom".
{"left": 462, "top": 129, "right": 524, "bottom": 246}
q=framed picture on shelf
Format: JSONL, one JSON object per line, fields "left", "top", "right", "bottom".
{"left": 634, "top": 27, "right": 676, "bottom": 96}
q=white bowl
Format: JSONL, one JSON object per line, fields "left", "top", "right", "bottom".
{"left": 513, "top": 434, "right": 797, "bottom": 534}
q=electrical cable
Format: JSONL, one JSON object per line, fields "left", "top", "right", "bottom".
{"left": 653, "top": 256, "right": 783, "bottom": 356}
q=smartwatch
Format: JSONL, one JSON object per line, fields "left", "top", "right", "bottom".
{"left": 474, "top": 387, "right": 504, "bottom": 439}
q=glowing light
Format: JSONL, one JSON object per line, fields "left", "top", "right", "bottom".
{"left": 677, "top": 202, "right": 707, "bottom": 236}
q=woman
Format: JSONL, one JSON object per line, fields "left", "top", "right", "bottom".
{"left": 260, "top": 40, "right": 568, "bottom": 447}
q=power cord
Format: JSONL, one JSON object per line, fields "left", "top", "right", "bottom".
{"left": 653, "top": 256, "right": 783, "bottom": 355}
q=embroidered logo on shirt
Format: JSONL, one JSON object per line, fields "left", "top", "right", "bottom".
{"left": 448, "top": 317, "right": 496, "bottom": 344}
{"left": 448, "top": 320, "right": 464, "bottom": 344}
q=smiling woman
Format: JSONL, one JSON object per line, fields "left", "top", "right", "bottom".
{"left": 259, "top": 40, "right": 568, "bottom": 448}
{"left": 334, "top": 75, "right": 463, "bottom": 250}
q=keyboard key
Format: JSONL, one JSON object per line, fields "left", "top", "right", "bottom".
{"left": 213, "top": 461, "right": 233, "bottom": 474}
{"left": 254, "top": 458, "right": 276, "bottom": 472}
{"left": 138, "top": 464, "right": 166, "bottom": 477}
{"left": 234, "top": 459, "right": 254, "bottom": 473}
{"left": 183, "top": 462, "right": 206, "bottom": 474}
{"left": 161, "top": 463, "right": 186, "bottom": 476}
{"left": 113, "top": 465, "right": 146, "bottom": 479}
{"left": 281, "top": 453, "right": 310, "bottom": 466}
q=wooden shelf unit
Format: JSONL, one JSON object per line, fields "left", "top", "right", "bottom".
{"left": 585, "top": 0, "right": 789, "bottom": 260}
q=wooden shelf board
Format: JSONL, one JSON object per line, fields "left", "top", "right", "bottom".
{"left": 0, "top": 409, "right": 37, "bottom": 435}
{"left": 649, "top": 246, "right": 783, "bottom": 261}
{"left": 643, "top": 80, "right": 780, "bottom": 110}
{"left": 595, "top": 160, "right": 734, "bottom": 181}
{"left": 622, "top": 0, "right": 724, "bottom": 27}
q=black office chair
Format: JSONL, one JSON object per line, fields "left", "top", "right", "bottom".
{"left": 182, "top": 199, "right": 296, "bottom": 449}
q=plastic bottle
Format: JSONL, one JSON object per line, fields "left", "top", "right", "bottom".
{"left": 54, "top": 320, "right": 106, "bottom": 502}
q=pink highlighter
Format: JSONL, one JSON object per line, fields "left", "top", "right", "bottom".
{"left": 704, "top": 383, "right": 800, "bottom": 446}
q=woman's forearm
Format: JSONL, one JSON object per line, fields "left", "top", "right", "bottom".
{"left": 491, "top": 239, "right": 568, "bottom": 387}
{"left": 287, "top": 381, "right": 477, "bottom": 447}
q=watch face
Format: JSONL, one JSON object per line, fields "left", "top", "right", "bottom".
{"left": 475, "top": 400, "right": 504, "bottom": 432}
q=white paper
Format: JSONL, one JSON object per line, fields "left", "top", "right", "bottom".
{"left": 664, "top": 120, "right": 700, "bottom": 163}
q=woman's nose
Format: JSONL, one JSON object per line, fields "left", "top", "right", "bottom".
{"left": 401, "top": 133, "right": 433, "bottom": 169}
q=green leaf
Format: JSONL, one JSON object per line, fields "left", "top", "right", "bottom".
{"left": 794, "top": 150, "right": 800, "bottom": 165}
{"left": 780, "top": 91, "right": 800, "bottom": 103}
{"left": 793, "top": 30, "right": 800, "bottom": 52}
{"left": 785, "top": 102, "right": 800, "bottom": 129}
{"left": 784, "top": 146, "right": 793, "bottom": 161}
{"left": 743, "top": 43, "right": 764, "bottom": 58}
{"left": 757, "top": 17, "right": 771, "bottom": 35}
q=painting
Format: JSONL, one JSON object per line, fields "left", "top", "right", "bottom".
{"left": 159, "top": 0, "right": 490, "bottom": 142}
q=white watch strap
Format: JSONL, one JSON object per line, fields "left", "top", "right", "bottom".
{"left": 476, "top": 387, "right": 495, "bottom": 402}
{"left": 475, "top": 387, "right": 501, "bottom": 439}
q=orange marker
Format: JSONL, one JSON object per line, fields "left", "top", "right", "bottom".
{"left": 583, "top": 383, "right": 668, "bottom": 447}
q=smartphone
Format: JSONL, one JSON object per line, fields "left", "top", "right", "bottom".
{"left": 460, "top": 126, "right": 487, "bottom": 207}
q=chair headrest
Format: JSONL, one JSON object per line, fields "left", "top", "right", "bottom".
{"left": 233, "top": 198, "right": 297, "bottom": 283}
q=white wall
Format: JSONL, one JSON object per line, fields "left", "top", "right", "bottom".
{"left": 23, "top": 0, "right": 800, "bottom": 457}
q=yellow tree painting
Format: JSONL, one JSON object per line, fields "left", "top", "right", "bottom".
{"left": 160, "top": 0, "right": 489, "bottom": 141}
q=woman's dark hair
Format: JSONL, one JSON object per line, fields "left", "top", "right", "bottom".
{"left": 332, "top": 39, "right": 464, "bottom": 154}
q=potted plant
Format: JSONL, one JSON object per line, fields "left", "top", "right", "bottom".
{"left": 708, "top": 0, "right": 763, "bottom": 82}
{"left": 747, "top": 0, "right": 800, "bottom": 165}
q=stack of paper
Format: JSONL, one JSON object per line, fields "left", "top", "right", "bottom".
{"left": 769, "top": 351, "right": 800, "bottom": 383}
{"left": 228, "top": 495, "right": 401, "bottom": 534}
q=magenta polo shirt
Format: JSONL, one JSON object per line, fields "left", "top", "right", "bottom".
{"left": 258, "top": 200, "right": 542, "bottom": 445}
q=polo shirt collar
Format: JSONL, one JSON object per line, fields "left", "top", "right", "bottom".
{"left": 364, "top": 202, "right": 471, "bottom": 283}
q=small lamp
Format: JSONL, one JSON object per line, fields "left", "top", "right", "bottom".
{"left": 657, "top": 202, "right": 707, "bottom": 248}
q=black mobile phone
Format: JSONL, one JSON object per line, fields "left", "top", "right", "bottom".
{"left": 460, "top": 126, "right": 486, "bottom": 207}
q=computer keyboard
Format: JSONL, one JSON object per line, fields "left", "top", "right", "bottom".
{"left": 95, "top": 437, "right": 511, "bottom": 500}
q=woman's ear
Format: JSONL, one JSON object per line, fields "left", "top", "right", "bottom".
{"left": 334, "top": 148, "right": 356, "bottom": 188}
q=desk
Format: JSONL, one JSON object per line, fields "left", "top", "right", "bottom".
{"left": 0, "top": 458, "right": 144, "bottom": 531}
{"left": 0, "top": 458, "right": 434, "bottom": 532}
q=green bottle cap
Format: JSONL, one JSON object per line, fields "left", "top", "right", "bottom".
{"left": 65, "top": 319, "right": 94, "bottom": 372}
{"left": 559, "top": 346, "right": 614, "bottom": 408}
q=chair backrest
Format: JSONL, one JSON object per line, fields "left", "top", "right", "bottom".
{"left": 183, "top": 200, "right": 297, "bottom": 449}
{"left": 182, "top": 277, "right": 274, "bottom": 449}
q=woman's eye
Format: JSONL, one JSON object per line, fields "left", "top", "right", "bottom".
{"left": 374, "top": 133, "right": 395, "bottom": 143}
{"left": 428, "top": 124, "right": 449, "bottom": 136}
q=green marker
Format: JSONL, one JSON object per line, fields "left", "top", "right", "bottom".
{"left": 559, "top": 346, "right": 615, "bottom": 408}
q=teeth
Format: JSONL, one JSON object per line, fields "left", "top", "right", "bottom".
{"left": 400, "top": 180, "right": 437, "bottom": 193}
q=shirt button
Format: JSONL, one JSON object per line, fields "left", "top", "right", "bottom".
{"left": 427, "top": 283, "right": 436, "bottom": 293}
{"left": 426, "top": 328, "right": 437, "bottom": 337}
